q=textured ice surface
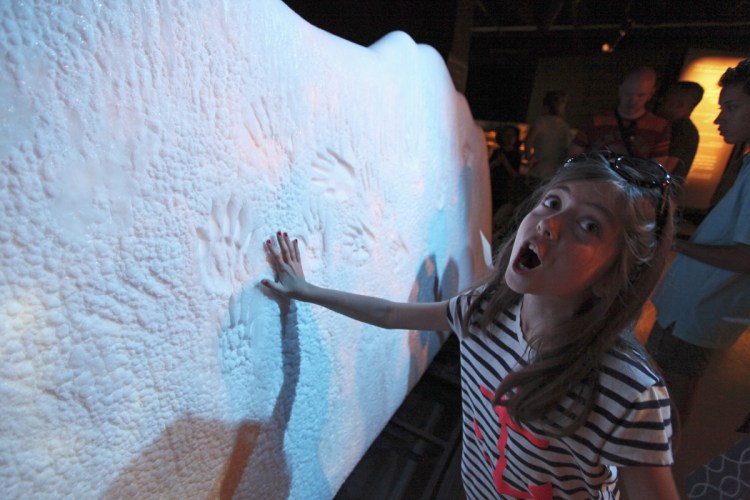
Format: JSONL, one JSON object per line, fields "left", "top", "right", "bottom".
{"left": 0, "top": 0, "right": 490, "bottom": 498}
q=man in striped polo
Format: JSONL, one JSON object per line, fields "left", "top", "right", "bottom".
{"left": 568, "top": 66, "right": 672, "bottom": 167}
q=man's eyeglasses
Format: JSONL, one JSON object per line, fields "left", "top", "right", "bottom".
{"left": 563, "top": 151, "right": 672, "bottom": 239}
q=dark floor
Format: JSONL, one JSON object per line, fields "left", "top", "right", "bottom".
{"left": 334, "top": 335, "right": 465, "bottom": 500}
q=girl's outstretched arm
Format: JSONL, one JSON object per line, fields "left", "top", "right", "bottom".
{"left": 262, "top": 231, "right": 451, "bottom": 332}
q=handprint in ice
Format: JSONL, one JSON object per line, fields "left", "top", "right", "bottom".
{"left": 310, "top": 148, "right": 357, "bottom": 202}
{"left": 298, "top": 206, "right": 328, "bottom": 276}
{"left": 342, "top": 219, "right": 376, "bottom": 265}
{"left": 389, "top": 232, "right": 410, "bottom": 273}
{"left": 219, "top": 286, "right": 262, "bottom": 373}
{"left": 196, "top": 195, "right": 257, "bottom": 293}
{"left": 245, "top": 98, "right": 276, "bottom": 150}
{"left": 242, "top": 97, "right": 286, "bottom": 174}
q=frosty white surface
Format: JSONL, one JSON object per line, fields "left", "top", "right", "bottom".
{"left": 0, "top": 0, "right": 490, "bottom": 497}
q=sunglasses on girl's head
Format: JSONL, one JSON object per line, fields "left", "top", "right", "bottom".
{"left": 563, "top": 151, "right": 672, "bottom": 239}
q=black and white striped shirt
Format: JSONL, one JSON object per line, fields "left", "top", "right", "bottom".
{"left": 447, "top": 290, "right": 673, "bottom": 499}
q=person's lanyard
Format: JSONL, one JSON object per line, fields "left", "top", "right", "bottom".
{"left": 615, "top": 110, "right": 639, "bottom": 157}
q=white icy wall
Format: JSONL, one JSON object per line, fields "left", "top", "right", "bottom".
{"left": 0, "top": 0, "right": 490, "bottom": 498}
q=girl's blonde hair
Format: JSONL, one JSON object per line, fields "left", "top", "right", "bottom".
{"left": 467, "top": 154, "right": 674, "bottom": 437}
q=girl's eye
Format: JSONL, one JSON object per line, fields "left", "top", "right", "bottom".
{"left": 542, "top": 196, "right": 560, "bottom": 210}
{"left": 579, "top": 219, "right": 601, "bottom": 235}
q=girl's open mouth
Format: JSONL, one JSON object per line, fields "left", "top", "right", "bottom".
{"left": 516, "top": 244, "right": 541, "bottom": 270}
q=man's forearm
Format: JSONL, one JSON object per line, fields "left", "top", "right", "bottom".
{"left": 674, "top": 240, "right": 750, "bottom": 274}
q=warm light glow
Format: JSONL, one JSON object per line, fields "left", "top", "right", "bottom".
{"left": 485, "top": 130, "right": 499, "bottom": 157}
{"left": 679, "top": 52, "right": 744, "bottom": 209}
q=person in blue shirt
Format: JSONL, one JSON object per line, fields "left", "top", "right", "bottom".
{"left": 646, "top": 58, "right": 750, "bottom": 429}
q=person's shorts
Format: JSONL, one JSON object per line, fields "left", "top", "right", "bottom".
{"left": 645, "top": 322, "right": 713, "bottom": 376}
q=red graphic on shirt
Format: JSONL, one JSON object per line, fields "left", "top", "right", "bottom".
{"left": 475, "top": 385, "right": 553, "bottom": 499}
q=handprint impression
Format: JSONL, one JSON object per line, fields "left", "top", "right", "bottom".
{"left": 196, "top": 196, "right": 257, "bottom": 293}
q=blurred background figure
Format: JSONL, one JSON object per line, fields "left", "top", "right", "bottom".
{"left": 488, "top": 124, "right": 522, "bottom": 216}
{"left": 656, "top": 81, "right": 705, "bottom": 182}
{"left": 569, "top": 66, "right": 672, "bottom": 166}
{"left": 488, "top": 124, "right": 523, "bottom": 244}
{"left": 524, "top": 89, "right": 572, "bottom": 186}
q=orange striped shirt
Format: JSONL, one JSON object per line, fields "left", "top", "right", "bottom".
{"left": 573, "top": 110, "right": 671, "bottom": 159}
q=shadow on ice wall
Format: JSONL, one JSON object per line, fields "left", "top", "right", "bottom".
{"left": 104, "top": 255, "right": 462, "bottom": 499}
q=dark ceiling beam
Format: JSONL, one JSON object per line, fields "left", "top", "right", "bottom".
{"left": 473, "top": 20, "right": 750, "bottom": 33}
{"left": 535, "top": 0, "right": 567, "bottom": 32}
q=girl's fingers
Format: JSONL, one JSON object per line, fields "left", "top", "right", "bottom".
{"left": 265, "top": 239, "right": 281, "bottom": 273}
{"left": 284, "top": 233, "right": 297, "bottom": 262}
{"left": 277, "top": 231, "right": 290, "bottom": 261}
{"left": 283, "top": 232, "right": 295, "bottom": 262}
{"left": 276, "top": 231, "right": 284, "bottom": 257}
{"left": 265, "top": 238, "right": 277, "bottom": 259}
{"left": 292, "top": 238, "right": 300, "bottom": 261}
{"left": 276, "top": 231, "right": 298, "bottom": 264}
{"left": 268, "top": 230, "right": 299, "bottom": 266}
{"left": 263, "top": 231, "right": 303, "bottom": 292}
{"left": 261, "top": 278, "right": 281, "bottom": 294}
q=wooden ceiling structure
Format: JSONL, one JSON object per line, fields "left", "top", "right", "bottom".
{"left": 471, "top": 0, "right": 750, "bottom": 59}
